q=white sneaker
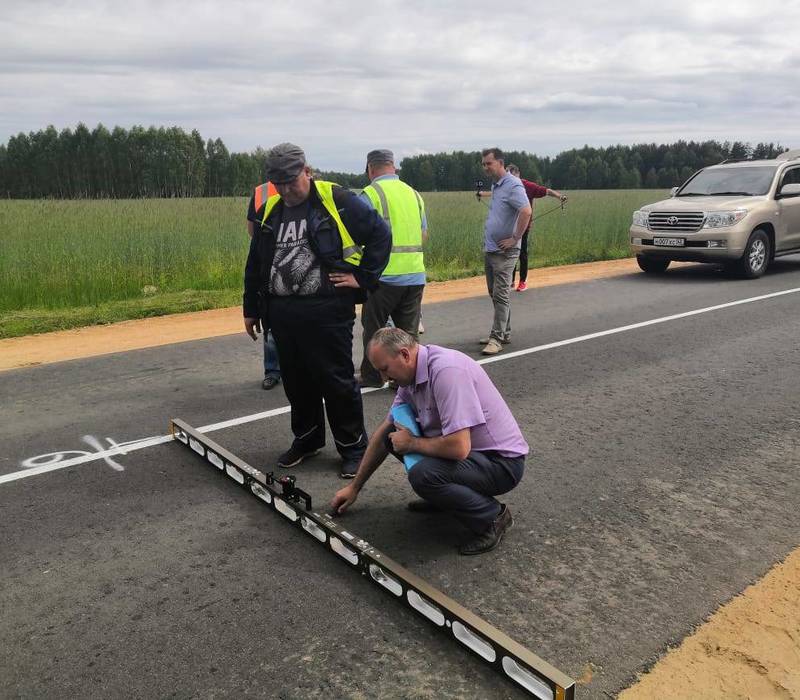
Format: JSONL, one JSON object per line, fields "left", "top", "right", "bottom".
{"left": 478, "top": 337, "right": 510, "bottom": 345}
{"left": 481, "top": 339, "right": 503, "bottom": 355}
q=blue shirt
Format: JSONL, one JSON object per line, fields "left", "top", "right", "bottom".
{"left": 360, "top": 174, "right": 427, "bottom": 286}
{"left": 483, "top": 173, "right": 530, "bottom": 253}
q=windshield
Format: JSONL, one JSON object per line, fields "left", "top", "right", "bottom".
{"left": 677, "top": 166, "right": 777, "bottom": 196}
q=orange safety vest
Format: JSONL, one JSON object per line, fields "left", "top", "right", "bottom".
{"left": 253, "top": 181, "right": 278, "bottom": 211}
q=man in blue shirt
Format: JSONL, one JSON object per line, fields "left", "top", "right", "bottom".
{"left": 478, "top": 148, "right": 532, "bottom": 355}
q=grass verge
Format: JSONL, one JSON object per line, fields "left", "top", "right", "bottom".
{"left": 0, "top": 289, "right": 241, "bottom": 339}
{"left": 1, "top": 190, "right": 663, "bottom": 338}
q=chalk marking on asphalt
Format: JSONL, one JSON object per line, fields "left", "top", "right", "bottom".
{"left": 19, "top": 435, "right": 159, "bottom": 474}
{"left": 3, "top": 285, "right": 799, "bottom": 487}
{"left": 2, "top": 392, "right": 384, "bottom": 486}
{"left": 81, "top": 436, "right": 125, "bottom": 471}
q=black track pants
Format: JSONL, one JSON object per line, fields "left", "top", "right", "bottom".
{"left": 269, "top": 294, "right": 367, "bottom": 460}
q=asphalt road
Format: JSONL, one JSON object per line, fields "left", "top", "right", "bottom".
{"left": 3, "top": 259, "right": 800, "bottom": 699}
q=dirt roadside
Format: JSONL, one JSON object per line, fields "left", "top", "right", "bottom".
{"left": 3, "top": 255, "right": 798, "bottom": 697}
{"left": 0, "top": 257, "right": 641, "bottom": 371}
{"left": 618, "top": 549, "right": 800, "bottom": 699}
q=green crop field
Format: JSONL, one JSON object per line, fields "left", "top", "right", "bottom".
{"left": 0, "top": 190, "right": 665, "bottom": 338}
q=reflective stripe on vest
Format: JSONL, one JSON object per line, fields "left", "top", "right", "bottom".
{"left": 362, "top": 179, "right": 425, "bottom": 276}
{"left": 253, "top": 182, "right": 278, "bottom": 212}
{"left": 261, "top": 180, "right": 362, "bottom": 266}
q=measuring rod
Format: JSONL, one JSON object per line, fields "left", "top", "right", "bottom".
{"left": 171, "top": 418, "right": 576, "bottom": 700}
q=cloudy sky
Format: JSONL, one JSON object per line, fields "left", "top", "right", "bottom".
{"left": 2, "top": 0, "right": 797, "bottom": 171}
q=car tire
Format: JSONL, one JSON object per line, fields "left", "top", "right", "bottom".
{"left": 636, "top": 255, "right": 671, "bottom": 274}
{"left": 737, "top": 229, "right": 770, "bottom": 279}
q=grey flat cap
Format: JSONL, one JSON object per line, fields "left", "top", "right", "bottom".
{"left": 265, "top": 143, "right": 306, "bottom": 184}
{"left": 366, "top": 149, "right": 394, "bottom": 167}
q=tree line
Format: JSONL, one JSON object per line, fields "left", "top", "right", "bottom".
{"left": 0, "top": 122, "right": 787, "bottom": 198}
{"left": 399, "top": 141, "right": 788, "bottom": 192}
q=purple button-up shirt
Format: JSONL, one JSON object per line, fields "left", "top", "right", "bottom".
{"left": 389, "top": 344, "right": 529, "bottom": 458}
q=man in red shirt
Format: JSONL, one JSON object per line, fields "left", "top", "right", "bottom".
{"left": 507, "top": 164, "right": 567, "bottom": 291}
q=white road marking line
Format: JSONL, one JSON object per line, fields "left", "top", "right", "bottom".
{"left": 3, "top": 285, "right": 799, "bottom": 487}
{"left": 18, "top": 435, "right": 162, "bottom": 475}
{"left": 10, "top": 435, "right": 173, "bottom": 483}
{"left": 478, "top": 285, "right": 800, "bottom": 366}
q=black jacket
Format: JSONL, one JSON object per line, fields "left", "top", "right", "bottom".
{"left": 243, "top": 181, "right": 391, "bottom": 319}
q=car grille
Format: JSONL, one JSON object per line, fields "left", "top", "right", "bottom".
{"left": 648, "top": 212, "right": 704, "bottom": 232}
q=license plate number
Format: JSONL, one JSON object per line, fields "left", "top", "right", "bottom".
{"left": 653, "top": 237, "right": 685, "bottom": 247}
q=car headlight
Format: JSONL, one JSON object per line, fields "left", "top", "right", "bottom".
{"left": 703, "top": 209, "right": 748, "bottom": 228}
{"left": 632, "top": 210, "right": 649, "bottom": 227}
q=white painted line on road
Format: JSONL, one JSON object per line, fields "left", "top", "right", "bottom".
{"left": 478, "top": 285, "right": 800, "bottom": 366}
{"left": 4, "top": 285, "right": 799, "bottom": 487}
{"left": 2, "top": 390, "right": 385, "bottom": 486}
{"left": 4, "top": 435, "right": 173, "bottom": 484}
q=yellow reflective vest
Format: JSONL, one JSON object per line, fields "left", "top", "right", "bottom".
{"left": 261, "top": 180, "right": 362, "bottom": 266}
{"left": 361, "top": 178, "right": 425, "bottom": 276}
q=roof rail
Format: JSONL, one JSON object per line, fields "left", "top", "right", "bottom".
{"left": 776, "top": 149, "right": 800, "bottom": 162}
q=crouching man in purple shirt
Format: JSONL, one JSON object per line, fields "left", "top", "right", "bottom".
{"left": 330, "top": 327, "right": 528, "bottom": 555}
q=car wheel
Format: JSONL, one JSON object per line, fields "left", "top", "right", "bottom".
{"left": 636, "top": 255, "right": 671, "bottom": 274}
{"left": 737, "top": 229, "right": 770, "bottom": 279}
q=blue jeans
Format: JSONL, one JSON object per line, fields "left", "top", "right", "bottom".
{"left": 263, "top": 330, "right": 280, "bottom": 380}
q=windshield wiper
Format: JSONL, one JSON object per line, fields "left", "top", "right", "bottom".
{"left": 704, "top": 191, "right": 753, "bottom": 196}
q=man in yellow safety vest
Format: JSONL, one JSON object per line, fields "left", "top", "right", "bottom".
{"left": 358, "top": 149, "right": 427, "bottom": 388}
{"left": 243, "top": 143, "right": 391, "bottom": 478}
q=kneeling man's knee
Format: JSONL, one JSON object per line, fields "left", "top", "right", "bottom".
{"left": 407, "top": 458, "right": 442, "bottom": 494}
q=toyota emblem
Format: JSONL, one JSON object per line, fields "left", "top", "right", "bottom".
{"left": 667, "top": 216, "right": 679, "bottom": 225}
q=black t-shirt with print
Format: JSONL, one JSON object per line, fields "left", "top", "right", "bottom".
{"left": 268, "top": 200, "right": 324, "bottom": 296}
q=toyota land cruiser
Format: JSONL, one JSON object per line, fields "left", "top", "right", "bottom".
{"left": 630, "top": 150, "right": 800, "bottom": 278}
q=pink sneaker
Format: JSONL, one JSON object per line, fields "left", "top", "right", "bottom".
{"left": 516, "top": 281, "right": 528, "bottom": 292}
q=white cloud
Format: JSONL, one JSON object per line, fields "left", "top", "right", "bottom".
{"left": 1, "top": 0, "right": 797, "bottom": 171}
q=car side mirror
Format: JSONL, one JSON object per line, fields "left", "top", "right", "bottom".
{"left": 670, "top": 187, "right": 679, "bottom": 197}
{"left": 777, "top": 182, "right": 800, "bottom": 199}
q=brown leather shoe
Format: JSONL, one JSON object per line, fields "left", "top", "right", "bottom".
{"left": 458, "top": 504, "right": 513, "bottom": 555}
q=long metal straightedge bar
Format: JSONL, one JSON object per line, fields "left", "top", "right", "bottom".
{"left": 171, "top": 418, "right": 576, "bottom": 700}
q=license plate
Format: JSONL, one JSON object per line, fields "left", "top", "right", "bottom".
{"left": 653, "top": 237, "right": 685, "bottom": 247}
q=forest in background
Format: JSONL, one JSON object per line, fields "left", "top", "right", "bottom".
{"left": 0, "top": 122, "right": 787, "bottom": 198}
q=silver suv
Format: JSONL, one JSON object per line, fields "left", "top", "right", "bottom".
{"left": 630, "top": 150, "right": 800, "bottom": 278}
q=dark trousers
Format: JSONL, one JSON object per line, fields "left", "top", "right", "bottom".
{"left": 360, "top": 282, "right": 425, "bottom": 384}
{"left": 385, "top": 431, "right": 524, "bottom": 534}
{"left": 269, "top": 294, "right": 367, "bottom": 460}
{"left": 512, "top": 230, "right": 530, "bottom": 285}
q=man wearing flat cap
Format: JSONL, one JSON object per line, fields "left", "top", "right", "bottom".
{"left": 244, "top": 143, "right": 391, "bottom": 478}
{"left": 358, "top": 149, "right": 428, "bottom": 388}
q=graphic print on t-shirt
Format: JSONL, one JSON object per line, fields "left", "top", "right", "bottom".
{"left": 269, "top": 201, "right": 322, "bottom": 296}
